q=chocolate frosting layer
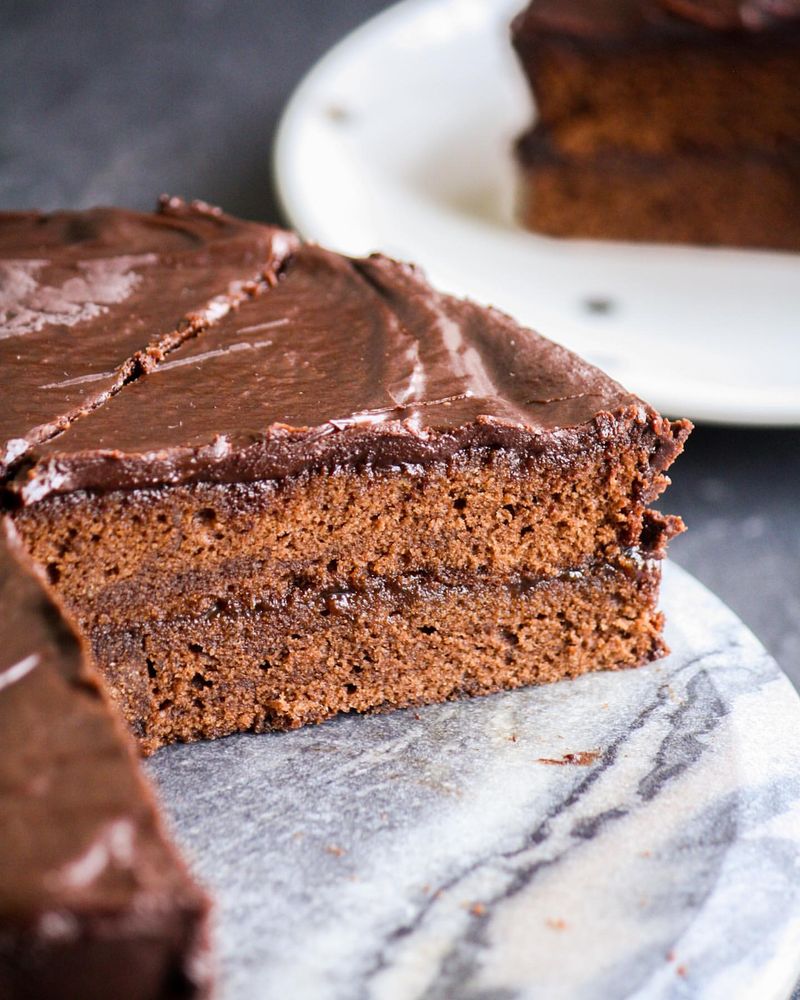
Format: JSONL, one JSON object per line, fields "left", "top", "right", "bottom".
{"left": 512, "top": 0, "right": 800, "bottom": 41}
{"left": 515, "top": 122, "right": 800, "bottom": 167}
{"left": 0, "top": 197, "right": 296, "bottom": 478}
{"left": 659, "top": 0, "right": 800, "bottom": 29}
{"left": 0, "top": 519, "right": 209, "bottom": 998}
{"left": 9, "top": 243, "right": 688, "bottom": 503}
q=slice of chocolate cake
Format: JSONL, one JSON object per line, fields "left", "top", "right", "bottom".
{"left": 7, "top": 239, "right": 690, "bottom": 755}
{"left": 0, "top": 518, "right": 210, "bottom": 1000}
{"left": 512, "top": 0, "right": 800, "bottom": 248}
{"left": 1, "top": 202, "right": 690, "bottom": 997}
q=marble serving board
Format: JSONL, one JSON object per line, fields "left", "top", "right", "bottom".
{"left": 148, "top": 562, "right": 800, "bottom": 1000}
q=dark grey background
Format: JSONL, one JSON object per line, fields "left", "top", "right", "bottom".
{"left": 1, "top": 0, "right": 798, "bottom": 688}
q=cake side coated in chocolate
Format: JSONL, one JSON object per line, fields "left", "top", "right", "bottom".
{"left": 0, "top": 196, "right": 296, "bottom": 478}
{"left": 0, "top": 519, "right": 210, "bottom": 1000}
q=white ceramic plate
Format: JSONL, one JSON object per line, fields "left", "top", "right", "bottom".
{"left": 274, "top": 0, "right": 800, "bottom": 426}
{"left": 150, "top": 563, "right": 800, "bottom": 999}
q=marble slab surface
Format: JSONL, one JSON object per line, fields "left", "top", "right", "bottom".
{"left": 148, "top": 562, "right": 800, "bottom": 1000}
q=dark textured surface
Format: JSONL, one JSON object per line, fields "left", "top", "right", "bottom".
{"left": 0, "top": 0, "right": 797, "bottom": 690}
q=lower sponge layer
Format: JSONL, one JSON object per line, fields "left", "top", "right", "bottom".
{"left": 517, "top": 130, "right": 800, "bottom": 250}
{"left": 90, "top": 561, "right": 665, "bottom": 755}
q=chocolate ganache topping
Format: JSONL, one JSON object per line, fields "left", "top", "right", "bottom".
{"left": 659, "top": 0, "right": 800, "bottom": 28}
{"left": 513, "top": 0, "right": 800, "bottom": 38}
{"left": 0, "top": 197, "right": 296, "bottom": 478}
{"left": 8, "top": 243, "right": 687, "bottom": 504}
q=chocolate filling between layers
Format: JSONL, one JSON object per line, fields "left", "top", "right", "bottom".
{"left": 89, "top": 559, "right": 664, "bottom": 755}
{"left": 516, "top": 129, "right": 800, "bottom": 248}
{"left": 12, "top": 443, "right": 680, "bottom": 630}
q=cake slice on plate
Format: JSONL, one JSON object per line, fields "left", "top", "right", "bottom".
{"left": 512, "top": 0, "right": 800, "bottom": 248}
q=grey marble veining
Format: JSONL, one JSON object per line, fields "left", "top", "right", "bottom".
{"left": 148, "top": 562, "right": 800, "bottom": 1000}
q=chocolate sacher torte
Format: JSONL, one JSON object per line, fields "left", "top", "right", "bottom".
{"left": 0, "top": 199, "right": 691, "bottom": 997}
{"left": 511, "top": 0, "right": 800, "bottom": 249}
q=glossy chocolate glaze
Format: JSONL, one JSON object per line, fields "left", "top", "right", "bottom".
{"left": 0, "top": 197, "right": 296, "bottom": 478}
{"left": 0, "top": 519, "right": 210, "bottom": 1000}
{"left": 9, "top": 244, "right": 688, "bottom": 503}
{"left": 660, "top": 0, "right": 800, "bottom": 29}
{"left": 512, "top": 0, "right": 800, "bottom": 42}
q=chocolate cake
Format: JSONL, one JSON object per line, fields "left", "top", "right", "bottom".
{"left": 0, "top": 519, "right": 210, "bottom": 1000}
{"left": 0, "top": 200, "right": 690, "bottom": 997}
{"left": 512, "top": 0, "right": 800, "bottom": 249}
